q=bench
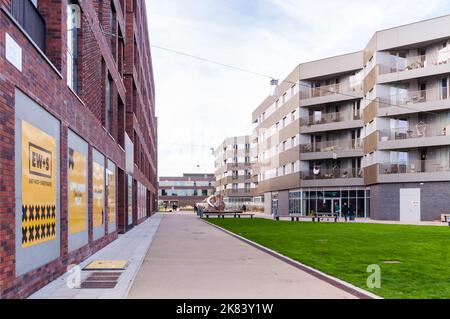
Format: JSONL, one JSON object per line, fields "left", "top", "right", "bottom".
{"left": 236, "top": 213, "right": 254, "bottom": 218}
{"left": 315, "top": 212, "right": 338, "bottom": 222}
{"left": 204, "top": 211, "right": 243, "bottom": 219}
{"left": 444, "top": 215, "right": 450, "bottom": 226}
{"left": 290, "top": 214, "right": 315, "bottom": 222}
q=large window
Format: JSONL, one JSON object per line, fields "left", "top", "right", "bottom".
{"left": 67, "top": 1, "right": 81, "bottom": 92}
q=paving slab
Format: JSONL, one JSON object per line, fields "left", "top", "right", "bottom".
{"left": 127, "top": 213, "right": 358, "bottom": 299}
{"left": 28, "top": 214, "right": 163, "bottom": 299}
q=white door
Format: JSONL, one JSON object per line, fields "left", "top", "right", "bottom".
{"left": 400, "top": 188, "right": 421, "bottom": 222}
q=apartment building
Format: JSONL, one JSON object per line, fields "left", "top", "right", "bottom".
{"left": 158, "top": 174, "right": 215, "bottom": 209}
{"left": 0, "top": 0, "right": 157, "bottom": 298}
{"left": 362, "top": 15, "right": 450, "bottom": 221}
{"left": 214, "top": 136, "right": 260, "bottom": 209}
{"left": 252, "top": 15, "right": 450, "bottom": 222}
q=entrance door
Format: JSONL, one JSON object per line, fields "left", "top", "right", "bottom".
{"left": 323, "top": 198, "right": 341, "bottom": 216}
{"left": 400, "top": 188, "right": 421, "bottom": 222}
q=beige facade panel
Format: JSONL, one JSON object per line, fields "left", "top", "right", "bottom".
{"left": 279, "top": 118, "right": 300, "bottom": 142}
{"left": 363, "top": 99, "right": 378, "bottom": 124}
{"left": 279, "top": 145, "right": 300, "bottom": 166}
{"left": 375, "top": 14, "right": 450, "bottom": 51}
{"left": 299, "top": 51, "right": 364, "bottom": 80}
{"left": 364, "top": 34, "right": 377, "bottom": 64}
{"left": 363, "top": 131, "right": 378, "bottom": 154}
{"left": 363, "top": 164, "right": 378, "bottom": 185}
{"left": 257, "top": 173, "right": 301, "bottom": 194}
{"left": 363, "top": 65, "right": 378, "bottom": 94}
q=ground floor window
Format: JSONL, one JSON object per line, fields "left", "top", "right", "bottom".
{"left": 288, "top": 187, "right": 370, "bottom": 218}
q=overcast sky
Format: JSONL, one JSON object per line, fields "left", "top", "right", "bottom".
{"left": 146, "top": 0, "right": 450, "bottom": 177}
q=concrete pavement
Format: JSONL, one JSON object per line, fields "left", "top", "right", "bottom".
{"left": 127, "top": 213, "right": 358, "bottom": 299}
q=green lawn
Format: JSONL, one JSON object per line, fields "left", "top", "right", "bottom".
{"left": 206, "top": 218, "right": 450, "bottom": 299}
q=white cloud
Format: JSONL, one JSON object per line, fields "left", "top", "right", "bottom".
{"left": 146, "top": 0, "right": 449, "bottom": 176}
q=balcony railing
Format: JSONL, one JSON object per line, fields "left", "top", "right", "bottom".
{"left": 379, "top": 87, "right": 448, "bottom": 108}
{"left": 11, "top": 0, "right": 46, "bottom": 51}
{"left": 379, "top": 51, "right": 450, "bottom": 75}
{"left": 301, "top": 167, "right": 363, "bottom": 180}
{"left": 379, "top": 160, "right": 450, "bottom": 174}
{"left": 299, "top": 111, "right": 361, "bottom": 126}
{"left": 379, "top": 123, "right": 450, "bottom": 142}
{"left": 301, "top": 81, "right": 362, "bottom": 100}
{"left": 300, "top": 138, "right": 362, "bottom": 153}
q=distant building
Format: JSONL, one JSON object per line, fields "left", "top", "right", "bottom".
{"left": 158, "top": 173, "right": 215, "bottom": 209}
{"left": 214, "top": 136, "right": 261, "bottom": 209}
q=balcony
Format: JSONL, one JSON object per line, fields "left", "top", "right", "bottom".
{"left": 300, "top": 138, "right": 362, "bottom": 156}
{"left": 299, "top": 110, "right": 362, "bottom": 133}
{"left": 378, "top": 159, "right": 450, "bottom": 183}
{"left": 380, "top": 160, "right": 450, "bottom": 174}
{"left": 11, "top": 0, "right": 46, "bottom": 51}
{"left": 377, "top": 86, "right": 450, "bottom": 116}
{"left": 299, "top": 81, "right": 363, "bottom": 106}
{"left": 378, "top": 51, "right": 450, "bottom": 83}
{"left": 300, "top": 167, "right": 363, "bottom": 187}
{"left": 379, "top": 53, "right": 427, "bottom": 74}
{"left": 378, "top": 124, "right": 450, "bottom": 149}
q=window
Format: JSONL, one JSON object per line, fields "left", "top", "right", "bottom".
{"left": 291, "top": 136, "right": 296, "bottom": 148}
{"left": 282, "top": 93, "right": 286, "bottom": 104}
{"left": 291, "top": 110, "right": 296, "bottom": 121}
{"left": 282, "top": 165, "right": 286, "bottom": 175}
{"left": 105, "top": 75, "right": 113, "bottom": 133}
{"left": 282, "top": 141, "right": 286, "bottom": 152}
{"left": 67, "top": 2, "right": 81, "bottom": 92}
{"left": 282, "top": 117, "right": 286, "bottom": 128}
{"left": 291, "top": 162, "right": 295, "bottom": 173}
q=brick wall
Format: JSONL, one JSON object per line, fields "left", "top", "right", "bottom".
{"left": 0, "top": 0, "right": 157, "bottom": 298}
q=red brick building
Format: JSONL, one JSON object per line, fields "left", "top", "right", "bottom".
{"left": 0, "top": 0, "right": 157, "bottom": 298}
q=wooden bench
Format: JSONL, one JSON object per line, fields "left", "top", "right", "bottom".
{"left": 290, "top": 214, "right": 315, "bottom": 222}
{"left": 315, "top": 212, "right": 338, "bottom": 222}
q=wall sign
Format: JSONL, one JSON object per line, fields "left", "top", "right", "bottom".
{"left": 21, "top": 121, "right": 57, "bottom": 248}
{"left": 6, "top": 33, "right": 22, "bottom": 71}
{"left": 68, "top": 148, "right": 87, "bottom": 234}
{"left": 93, "top": 162, "right": 105, "bottom": 228}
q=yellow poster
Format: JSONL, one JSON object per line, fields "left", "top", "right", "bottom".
{"left": 93, "top": 162, "right": 104, "bottom": 228}
{"left": 21, "top": 121, "right": 57, "bottom": 248}
{"left": 68, "top": 148, "right": 87, "bottom": 234}
{"left": 107, "top": 168, "right": 116, "bottom": 224}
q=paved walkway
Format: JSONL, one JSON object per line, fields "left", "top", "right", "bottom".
{"left": 29, "top": 214, "right": 163, "bottom": 299}
{"left": 127, "top": 213, "right": 357, "bottom": 299}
